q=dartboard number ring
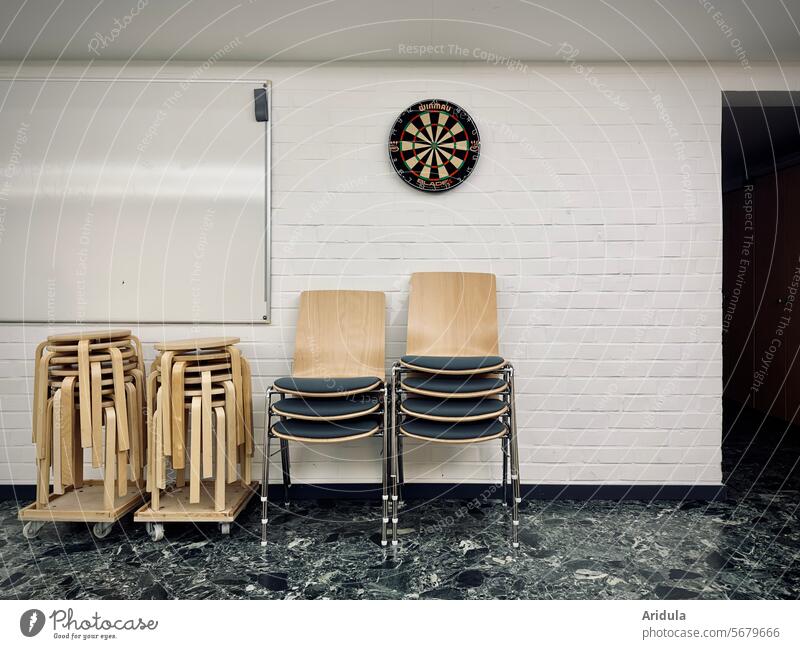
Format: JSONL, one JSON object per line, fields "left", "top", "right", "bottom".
{"left": 389, "top": 99, "right": 480, "bottom": 192}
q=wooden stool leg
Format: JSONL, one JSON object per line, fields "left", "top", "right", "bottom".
{"left": 125, "top": 382, "right": 140, "bottom": 486}
{"left": 151, "top": 387, "right": 162, "bottom": 512}
{"left": 31, "top": 341, "right": 46, "bottom": 444}
{"left": 34, "top": 352, "right": 55, "bottom": 463}
{"left": 60, "top": 376, "right": 76, "bottom": 489}
{"left": 156, "top": 388, "right": 166, "bottom": 491}
{"left": 103, "top": 407, "right": 117, "bottom": 511}
{"left": 52, "top": 389, "right": 63, "bottom": 495}
{"left": 72, "top": 401, "right": 84, "bottom": 490}
{"left": 241, "top": 357, "right": 254, "bottom": 485}
{"left": 109, "top": 347, "right": 130, "bottom": 452}
{"left": 159, "top": 352, "right": 174, "bottom": 458}
{"left": 130, "top": 334, "right": 145, "bottom": 376}
{"left": 171, "top": 362, "right": 186, "bottom": 469}
{"left": 223, "top": 381, "right": 237, "bottom": 483}
{"left": 201, "top": 371, "right": 213, "bottom": 479}
{"left": 77, "top": 340, "right": 92, "bottom": 448}
{"left": 117, "top": 393, "right": 129, "bottom": 498}
{"left": 90, "top": 362, "right": 103, "bottom": 467}
{"left": 190, "top": 396, "right": 201, "bottom": 504}
{"left": 117, "top": 450, "right": 128, "bottom": 497}
{"left": 130, "top": 369, "right": 145, "bottom": 483}
{"left": 227, "top": 346, "right": 244, "bottom": 445}
{"left": 214, "top": 407, "right": 226, "bottom": 512}
{"left": 37, "top": 398, "right": 53, "bottom": 506}
{"left": 242, "top": 445, "right": 252, "bottom": 484}
{"left": 239, "top": 443, "right": 249, "bottom": 488}
{"left": 130, "top": 369, "right": 146, "bottom": 466}
{"left": 145, "top": 371, "right": 158, "bottom": 493}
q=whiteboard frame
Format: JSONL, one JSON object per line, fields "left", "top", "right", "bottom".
{"left": 0, "top": 76, "right": 272, "bottom": 326}
{"left": 263, "top": 81, "right": 273, "bottom": 324}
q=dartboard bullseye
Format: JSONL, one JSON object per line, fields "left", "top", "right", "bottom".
{"left": 388, "top": 99, "right": 480, "bottom": 192}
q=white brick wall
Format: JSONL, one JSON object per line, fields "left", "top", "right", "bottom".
{"left": 2, "top": 61, "right": 797, "bottom": 487}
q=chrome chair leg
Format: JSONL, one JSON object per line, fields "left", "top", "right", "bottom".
{"left": 508, "top": 367, "right": 521, "bottom": 548}
{"left": 279, "top": 438, "right": 291, "bottom": 507}
{"left": 391, "top": 365, "right": 400, "bottom": 545}
{"left": 261, "top": 391, "right": 273, "bottom": 546}
{"left": 285, "top": 436, "right": 292, "bottom": 494}
{"left": 381, "top": 385, "right": 389, "bottom": 547}
{"left": 501, "top": 436, "right": 509, "bottom": 507}
{"left": 398, "top": 434, "right": 405, "bottom": 506}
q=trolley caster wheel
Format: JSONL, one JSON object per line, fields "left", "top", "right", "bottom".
{"left": 219, "top": 523, "right": 231, "bottom": 535}
{"left": 146, "top": 522, "right": 164, "bottom": 542}
{"left": 22, "top": 521, "right": 45, "bottom": 539}
{"left": 92, "top": 522, "right": 114, "bottom": 539}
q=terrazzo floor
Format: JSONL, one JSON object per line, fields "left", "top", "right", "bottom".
{"left": 1, "top": 402, "right": 798, "bottom": 600}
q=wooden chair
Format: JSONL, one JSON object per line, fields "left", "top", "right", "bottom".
{"left": 262, "top": 290, "right": 389, "bottom": 545}
{"left": 392, "top": 272, "right": 521, "bottom": 547}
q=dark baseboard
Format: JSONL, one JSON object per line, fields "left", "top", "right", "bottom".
{"left": 520, "top": 483, "right": 727, "bottom": 501}
{"left": 0, "top": 482, "right": 727, "bottom": 503}
{"left": 0, "top": 484, "right": 36, "bottom": 502}
{"left": 265, "top": 482, "right": 727, "bottom": 502}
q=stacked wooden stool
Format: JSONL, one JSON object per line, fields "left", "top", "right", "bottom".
{"left": 19, "top": 330, "right": 147, "bottom": 539}
{"left": 134, "top": 337, "right": 257, "bottom": 541}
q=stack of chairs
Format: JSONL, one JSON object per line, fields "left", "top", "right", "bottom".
{"left": 392, "top": 272, "right": 521, "bottom": 547}
{"left": 140, "top": 337, "right": 254, "bottom": 539}
{"left": 23, "top": 329, "right": 146, "bottom": 538}
{"left": 262, "top": 290, "right": 390, "bottom": 545}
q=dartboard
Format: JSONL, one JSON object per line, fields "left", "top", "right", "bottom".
{"left": 388, "top": 99, "right": 480, "bottom": 192}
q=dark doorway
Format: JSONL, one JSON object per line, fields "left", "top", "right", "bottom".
{"left": 721, "top": 92, "right": 800, "bottom": 495}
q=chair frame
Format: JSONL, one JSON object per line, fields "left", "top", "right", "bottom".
{"left": 390, "top": 362, "right": 521, "bottom": 547}
{"left": 260, "top": 290, "right": 389, "bottom": 546}
{"left": 261, "top": 384, "right": 390, "bottom": 545}
{"left": 390, "top": 272, "right": 521, "bottom": 548}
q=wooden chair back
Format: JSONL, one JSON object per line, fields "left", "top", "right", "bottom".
{"left": 293, "top": 290, "right": 386, "bottom": 378}
{"left": 406, "top": 272, "right": 499, "bottom": 356}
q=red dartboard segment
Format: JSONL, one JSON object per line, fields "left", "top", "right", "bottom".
{"left": 388, "top": 99, "right": 480, "bottom": 192}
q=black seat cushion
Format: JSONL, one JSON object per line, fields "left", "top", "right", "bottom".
{"left": 400, "top": 418, "right": 506, "bottom": 442}
{"left": 272, "top": 418, "right": 379, "bottom": 441}
{"left": 402, "top": 375, "right": 507, "bottom": 396}
{"left": 401, "top": 397, "right": 507, "bottom": 420}
{"left": 272, "top": 396, "right": 379, "bottom": 419}
{"left": 273, "top": 376, "right": 381, "bottom": 395}
{"left": 400, "top": 355, "right": 505, "bottom": 373}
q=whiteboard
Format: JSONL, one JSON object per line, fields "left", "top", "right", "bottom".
{"left": 0, "top": 78, "right": 267, "bottom": 323}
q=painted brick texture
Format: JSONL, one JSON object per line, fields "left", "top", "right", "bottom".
{"left": 2, "top": 61, "right": 795, "bottom": 486}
